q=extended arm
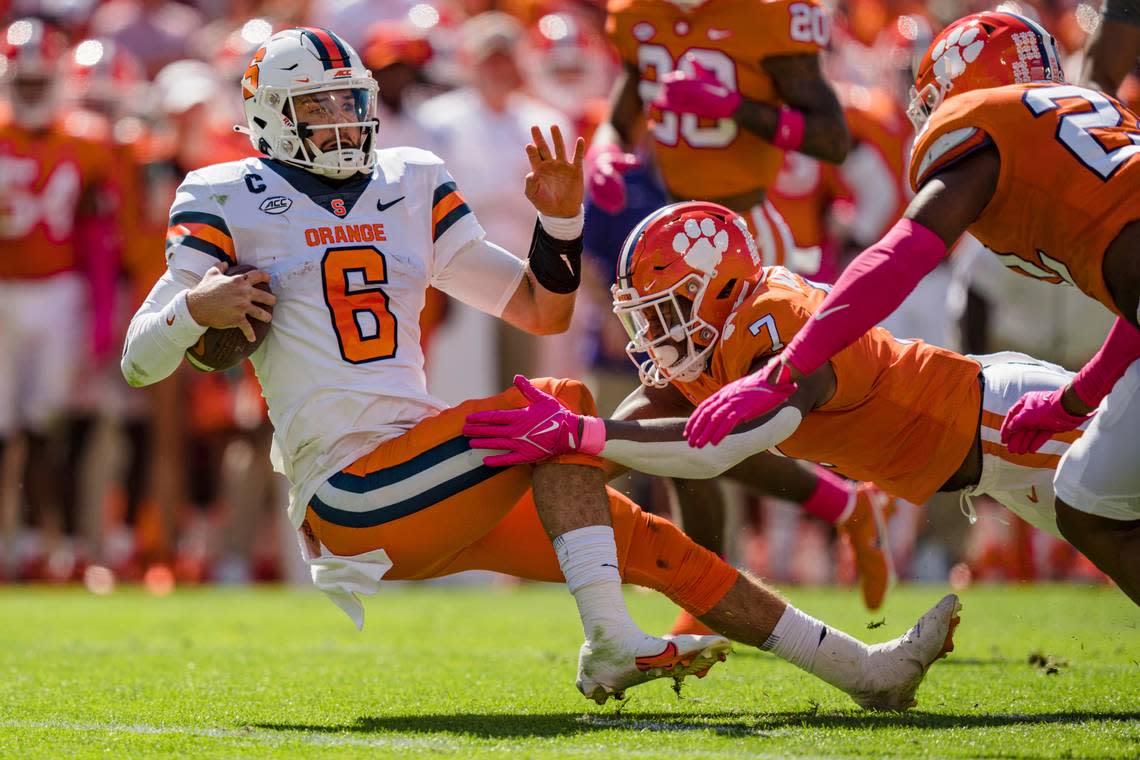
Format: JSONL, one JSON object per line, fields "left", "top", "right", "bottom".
{"left": 683, "top": 146, "right": 999, "bottom": 446}
{"left": 463, "top": 368, "right": 830, "bottom": 477}
{"left": 433, "top": 125, "right": 586, "bottom": 335}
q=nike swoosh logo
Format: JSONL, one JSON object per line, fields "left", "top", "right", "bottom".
{"left": 533, "top": 420, "right": 560, "bottom": 437}
{"left": 166, "top": 314, "right": 176, "bottom": 326}
{"left": 814, "top": 304, "right": 851, "bottom": 321}
{"left": 376, "top": 195, "right": 405, "bottom": 212}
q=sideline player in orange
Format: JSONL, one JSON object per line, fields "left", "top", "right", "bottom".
{"left": 464, "top": 201, "right": 1114, "bottom": 597}
{"left": 120, "top": 27, "right": 958, "bottom": 708}
{"left": 683, "top": 12, "right": 1140, "bottom": 603}
{"left": 0, "top": 19, "right": 120, "bottom": 577}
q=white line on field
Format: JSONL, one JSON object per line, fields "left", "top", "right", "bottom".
{"left": 0, "top": 720, "right": 461, "bottom": 751}
{"left": 0, "top": 718, "right": 806, "bottom": 758}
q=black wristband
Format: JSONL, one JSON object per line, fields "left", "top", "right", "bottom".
{"left": 527, "top": 218, "right": 583, "bottom": 294}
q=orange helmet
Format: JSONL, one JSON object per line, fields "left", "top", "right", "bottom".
{"left": 907, "top": 11, "right": 1064, "bottom": 131}
{"left": 612, "top": 202, "right": 762, "bottom": 387}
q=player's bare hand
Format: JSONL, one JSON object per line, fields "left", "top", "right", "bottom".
{"left": 186, "top": 263, "right": 276, "bottom": 342}
{"left": 524, "top": 124, "right": 585, "bottom": 218}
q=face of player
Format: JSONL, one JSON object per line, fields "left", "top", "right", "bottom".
{"left": 292, "top": 88, "right": 368, "bottom": 153}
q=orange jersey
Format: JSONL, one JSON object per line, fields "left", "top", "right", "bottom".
{"left": 0, "top": 111, "right": 115, "bottom": 279}
{"left": 607, "top": 0, "right": 827, "bottom": 199}
{"left": 673, "top": 267, "right": 982, "bottom": 503}
{"left": 910, "top": 83, "right": 1140, "bottom": 317}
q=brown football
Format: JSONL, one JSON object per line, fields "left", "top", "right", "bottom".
{"left": 184, "top": 264, "right": 274, "bottom": 372}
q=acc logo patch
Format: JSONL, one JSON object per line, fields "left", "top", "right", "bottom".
{"left": 259, "top": 196, "right": 293, "bottom": 215}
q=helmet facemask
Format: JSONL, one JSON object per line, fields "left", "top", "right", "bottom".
{"left": 906, "top": 80, "right": 942, "bottom": 132}
{"left": 252, "top": 80, "right": 379, "bottom": 179}
{"left": 613, "top": 272, "right": 719, "bottom": 388}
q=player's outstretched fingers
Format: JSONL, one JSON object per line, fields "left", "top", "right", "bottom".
{"left": 550, "top": 123, "right": 567, "bottom": 162}
{"left": 531, "top": 124, "right": 552, "bottom": 162}
{"left": 571, "top": 136, "right": 585, "bottom": 170}
{"left": 525, "top": 142, "right": 543, "bottom": 173}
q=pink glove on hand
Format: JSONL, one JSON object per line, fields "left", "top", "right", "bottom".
{"left": 463, "top": 375, "right": 606, "bottom": 466}
{"left": 654, "top": 56, "right": 741, "bottom": 119}
{"left": 685, "top": 358, "right": 798, "bottom": 448}
{"left": 999, "top": 387, "right": 1092, "bottom": 455}
{"left": 585, "top": 143, "right": 640, "bottom": 214}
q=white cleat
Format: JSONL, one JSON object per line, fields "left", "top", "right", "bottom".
{"left": 576, "top": 633, "right": 732, "bottom": 705}
{"left": 849, "top": 593, "right": 962, "bottom": 711}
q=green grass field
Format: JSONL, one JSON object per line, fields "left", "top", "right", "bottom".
{"left": 0, "top": 583, "right": 1136, "bottom": 758}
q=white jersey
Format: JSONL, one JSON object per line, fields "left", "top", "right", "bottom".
{"left": 165, "top": 147, "right": 521, "bottom": 525}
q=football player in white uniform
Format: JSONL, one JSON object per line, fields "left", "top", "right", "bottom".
{"left": 121, "top": 28, "right": 957, "bottom": 710}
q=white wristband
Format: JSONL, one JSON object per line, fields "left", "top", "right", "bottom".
{"left": 537, "top": 206, "right": 584, "bottom": 240}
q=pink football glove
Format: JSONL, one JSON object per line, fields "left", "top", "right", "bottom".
{"left": 463, "top": 375, "right": 606, "bottom": 466}
{"left": 999, "top": 387, "right": 1092, "bottom": 455}
{"left": 654, "top": 56, "right": 741, "bottom": 120}
{"left": 584, "top": 143, "right": 640, "bottom": 214}
{"left": 685, "top": 358, "right": 798, "bottom": 448}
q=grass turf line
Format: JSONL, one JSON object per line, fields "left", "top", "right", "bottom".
{"left": 0, "top": 584, "right": 1136, "bottom": 758}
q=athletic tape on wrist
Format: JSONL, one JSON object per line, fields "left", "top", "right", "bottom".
{"left": 528, "top": 218, "right": 583, "bottom": 294}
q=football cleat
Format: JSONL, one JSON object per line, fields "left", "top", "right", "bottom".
{"left": 839, "top": 483, "right": 897, "bottom": 611}
{"left": 849, "top": 593, "right": 961, "bottom": 711}
{"left": 576, "top": 633, "right": 732, "bottom": 705}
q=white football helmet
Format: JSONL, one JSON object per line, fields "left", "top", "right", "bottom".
{"left": 240, "top": 27, "right": 379, "bottom": 179}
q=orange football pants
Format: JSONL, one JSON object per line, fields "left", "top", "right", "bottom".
{"left": 302, "top": 378, "right": 738, "bottom": 616}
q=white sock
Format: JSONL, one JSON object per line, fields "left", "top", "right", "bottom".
{"left": 760, "top": 604, "right": 868, "bottom": 693}
{"left": 554, "top": 525, "right": 646, "bottom": 644}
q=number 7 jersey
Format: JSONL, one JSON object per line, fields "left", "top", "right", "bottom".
{"left": 909, "top": 83, "right": 1140, "bottom": 317}
{"left": 164, "top": 147, "right": 486, "bottom": 515}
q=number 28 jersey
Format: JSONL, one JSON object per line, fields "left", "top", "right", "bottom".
{"left": 606, "top": 0, "right": 827, "bottom": 200}
{"left": 165, "top": 147, "right": 488, "bottom": 518}
{"left": 909, "top": 83, "right": 1140, "bottom": 317}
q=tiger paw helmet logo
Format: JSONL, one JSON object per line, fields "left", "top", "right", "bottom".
{"left": 674, "top": 217, "right": 729, "bottom": 274}
{"left": 929, "top": 23, "right": 985, "bottom": 88}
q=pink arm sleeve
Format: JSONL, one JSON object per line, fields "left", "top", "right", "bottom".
{"left": 1071, "top": 317, "right": 1140, "bottom": 407}
{"left": 780, "top": 218, "right": 948, "bottom": 376}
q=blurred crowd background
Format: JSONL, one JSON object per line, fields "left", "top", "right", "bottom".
{"left": 0, "top": 0, "right": 1124, "bottom": 594}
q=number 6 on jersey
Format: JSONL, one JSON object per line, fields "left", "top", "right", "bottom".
{"left": 321, "top": 246, "right": 398, "bottom": 363}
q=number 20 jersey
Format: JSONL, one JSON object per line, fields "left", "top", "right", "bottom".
{"left": 909, "top": 83, "right": 1140, "bottom": 317}
{"left": 164, "top": 147, "right": 484, "bottom": 518}
{"left": 606, "top": 0, "right": 826, "bottom": 200}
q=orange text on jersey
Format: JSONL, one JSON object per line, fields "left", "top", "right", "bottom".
{"left": 304, "top": 223, "right": 387, "bottom": 247}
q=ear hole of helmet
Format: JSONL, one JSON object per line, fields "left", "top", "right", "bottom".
{"left": 715, "top": 277, "right": 737, "bottom": 300}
